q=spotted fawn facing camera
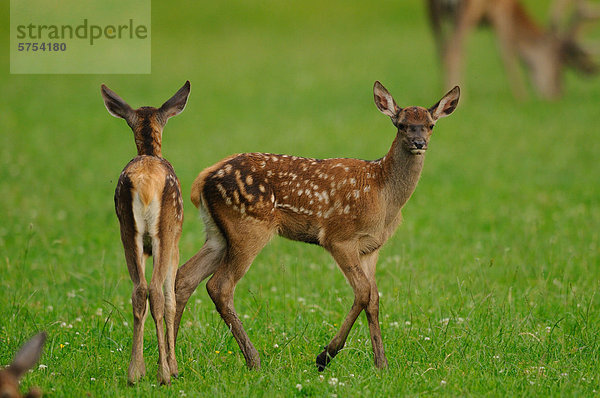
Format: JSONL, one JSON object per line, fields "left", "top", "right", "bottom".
{"left": 174, "top": 82, "right": 460, "bottom": 371}
{"left": 101, "top": 81, "right": 190, "bottom": 385}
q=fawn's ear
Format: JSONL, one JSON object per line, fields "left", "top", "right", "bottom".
{"left": 101, "top": 84, "right": 135, "bottom": 121}
{"left": 429, "top": 86, "right": 460, "bottom": 121}
{"left": 160, "top": 80, "right": 191, "bottom": 119}
{"left": 9, "top": 332, "right": 46, "bottom": 379}
{"left": 373, "top": 81, "right": 401, "bottom": 119}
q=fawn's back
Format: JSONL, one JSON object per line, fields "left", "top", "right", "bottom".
{"left": 192, "top": 151, "right": 402, "bottom": 251}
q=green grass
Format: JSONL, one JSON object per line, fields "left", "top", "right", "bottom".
{"left": 1, "top": 0, "right": 600, "bottom": 396}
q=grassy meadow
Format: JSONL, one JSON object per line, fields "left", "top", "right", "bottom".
{"left": 1, "top": 0, "right": 600, "bottom": 396}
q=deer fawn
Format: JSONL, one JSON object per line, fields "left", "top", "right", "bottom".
{"left": 0, "top": 332, "right": 46, "bottom": 398}
{"left": 173, "top": 82, "right": 460, "bottom": 370}
{"left": 428, "top": 0, "right": 598, "bottom": 98}
{"left": 101, "top": 81, "right": 190, "bottom": 385}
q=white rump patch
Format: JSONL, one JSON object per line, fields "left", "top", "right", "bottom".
{"left": 132, "top": 192, "right": 161, "bottom": 240}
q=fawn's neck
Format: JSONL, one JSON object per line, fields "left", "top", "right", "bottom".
{"left": 380, "top": 134, "right": 425, "bottom": 209}
{"left": 134, "top": 131, "right": 162, "bottom": 157}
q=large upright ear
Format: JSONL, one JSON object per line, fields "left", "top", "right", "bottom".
{"left": 373, "top": 81, "right": 401, "bottom": 118}
{"left": 160, "top": 80, "right": 191, "bottom": 119}
{"left": 429, "top": 86, "right": 460, "bottom": 121}
{"left": 101, "top": 84, "right": 134, "bottom": 121}
{"left": 8, "top": 332, "right": 46, "bottom": 379}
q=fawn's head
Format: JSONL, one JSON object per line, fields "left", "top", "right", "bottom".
{"left": 101, "top": 81, "right": 191, "bottom": 157}
{"left": 533, "top": 0, "right": 599, "bottom": 98}
{"left": 0, "top": 332, "right": 46, "bottom": 398}
{"left": 373, "top": 82, "right": 460, "bottom": 155}
{"left": 527, "top": 33, "right": 597, "bottom": 98}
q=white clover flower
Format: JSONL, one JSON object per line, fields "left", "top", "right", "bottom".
{"left": 38, "top": 364, "right": 48, "bottom": 370}
{"left": 295, "top": 384, "right": 302, "bottom": 391}
{"left": 328, "top": 377, "right": 338, "bottom": 386}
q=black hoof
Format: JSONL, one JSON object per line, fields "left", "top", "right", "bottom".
{"left": 316, "top": 350, "right": 333, "bottom": 371}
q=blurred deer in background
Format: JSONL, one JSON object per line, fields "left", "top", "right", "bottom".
{"left": 0, "top": 332, "right": 46, "bottom": 398}
{"left": 173, "top": 82, "right": 460, "bottom": 371}
{"left": 428, "top": 0, "right": 599, "bottom": 98}
{"left": 102, "top": 81, "right": 190, "bottom": 385}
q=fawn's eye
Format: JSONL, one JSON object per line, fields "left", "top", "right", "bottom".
{"left": 429, "top": 124, "right": 434, "bottom": 130}
{"left": 397, "top": 123, "right": 406, "bottom": 130}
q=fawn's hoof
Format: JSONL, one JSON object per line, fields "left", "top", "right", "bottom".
{"left": 316, "top": 349, "right": 333, "bottom": 372}
{"left": 157, "top": 364, "right": 172, "bottom": 385}
{"left": 169, "top": 359, "right": 179, "bottom": 378}
{"left": 246, "top": 357, "right": 261, "bottom": 370}
{"left": 157, "top": 374, "right": 171, "bottom": 386}
{"left": 374, "top": 356, "right": 389, "bottom": 369}
{"left": 127, "top": 361, "right": 146, "bottom": 385}
{"left": 243, "top": 347, "right": 261, "bottom": 370}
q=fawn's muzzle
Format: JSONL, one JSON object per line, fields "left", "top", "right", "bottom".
{"left": 410, "top": 139, "right": 427, "bottom": 154}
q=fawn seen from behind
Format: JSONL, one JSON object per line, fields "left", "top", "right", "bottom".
{"left": 101, "top": 81, "right": 190, "bottom": 385}
{"left": 174, "top": 82, "right": 460, "bottom": 371}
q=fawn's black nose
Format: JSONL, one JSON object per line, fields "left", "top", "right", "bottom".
{"left": 413, "top": 140, "right": 426, "bottom": 149}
